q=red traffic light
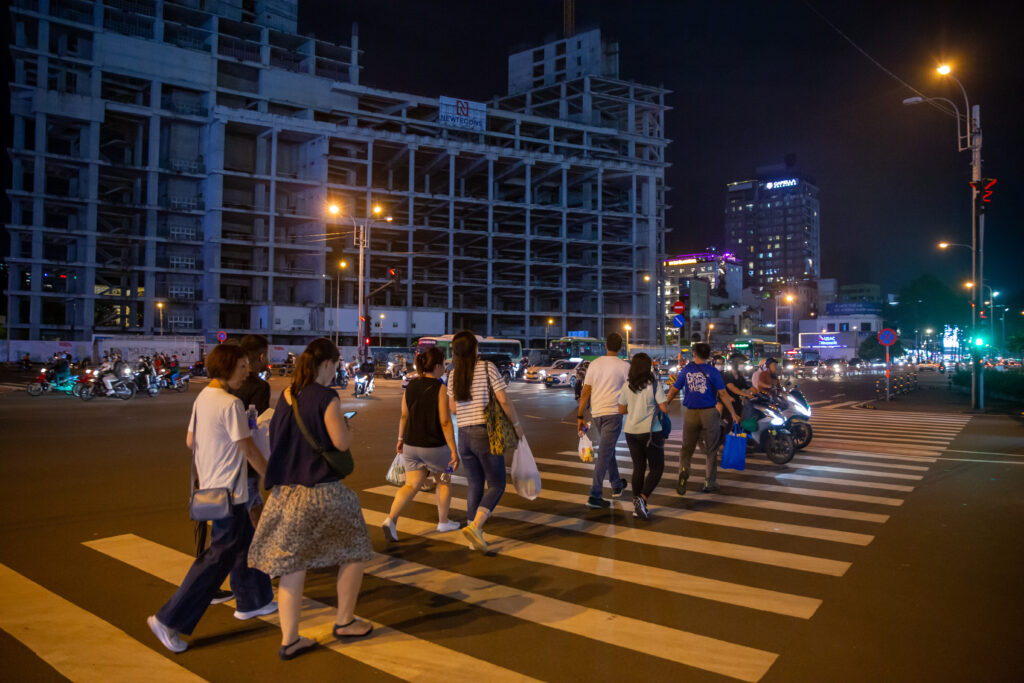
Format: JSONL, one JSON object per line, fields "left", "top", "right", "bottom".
{"left": 387, "top": 268, "right": 396, "bottom": 277}
{"left": 364, "top": 337, "right": 371, "bottom": 345}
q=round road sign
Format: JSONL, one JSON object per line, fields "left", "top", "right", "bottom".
{"left": 672, "top": 301, "right": 686, "bottom": 314}
{"left": 217, "top": 330, "right": 227, "bottom": 343}
{"left": 878, "top": 328, "right": 897, "bottom": 346}
{"left": 672, "top": 314, "right": 686, "bottom": 328}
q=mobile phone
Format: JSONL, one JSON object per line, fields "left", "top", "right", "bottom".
{"left": 343, "top": 410, "right": 357, "bottom": 419}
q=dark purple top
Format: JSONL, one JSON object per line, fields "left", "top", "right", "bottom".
{"left": 265, "top": 383, "right": 339, "bottom": 488}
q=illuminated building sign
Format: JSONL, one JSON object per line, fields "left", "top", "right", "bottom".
{"left": 765, "top": 179, "right": 798, "bottom": 189}
{"left": 816, "top": 335, "right": 841, "bottom": 348}
{"left": 665, "top": 258, "right": 698, "bottom": 266}
{"left": 567, "top": 330, "right": 590, "bottom": 338}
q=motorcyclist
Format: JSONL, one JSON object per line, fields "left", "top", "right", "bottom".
{"left": 721, "top": 353, "right": 755, "bottom": 431}
{"left": 52, "top": 353, "right": 71, "bottom": 384}
{"left": 751, "top": 357, "right": 781, "bottom": 396}
{"left": 98, "top": 354, "right": 116, "bottom": 394}
{"left": 21, "top": 353, "right": 31, "bottom": 370}
{"left": 168, "top": 354, "right": 180, "bottom": 384}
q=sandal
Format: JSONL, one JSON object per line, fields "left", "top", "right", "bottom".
{"left": 278, "top": 637, "right": 318, "bottom": 661}
{"left": 332, "top": 617, "right": 374, "bottom": 640}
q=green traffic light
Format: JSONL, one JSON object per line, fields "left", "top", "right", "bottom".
{"left": 974, "top": 337, "right": 985, "bottom": 347}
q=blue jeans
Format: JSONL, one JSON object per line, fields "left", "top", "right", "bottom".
{"left": 156, "top": 504, "right": 272, "bottom": 635}
{"left": 589, "top": 414, "right": 624, "bottom": 499}
{"left": 458, "top": 425, "right": 506, "bottom": 520}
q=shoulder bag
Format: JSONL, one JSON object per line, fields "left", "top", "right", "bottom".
{"left": 651, "top": 381, "right": 671, "bottom": 434}
{"left": 188, "top": 406, "right": 239, "bottom": 521}
{"left": 291, "top": 389, "right": 354, "bottom": 479}
{"left": 483, "top": 361, "right": 519, "bottom": 456}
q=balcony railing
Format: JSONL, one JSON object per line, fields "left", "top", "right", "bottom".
{"left": 161, "top": 158, "right": 205, "bottom": 174}
{"left": 160, "top": 195, "right": 205, "bottom": 211}
{"left": 157, "top": 222, "right": 202, "bottom": 241}
{"left": 156, "top": 255, "right": 204, "bottom": 271}
{"left": 160, "top": 97, "right": 208, "bottom": 117}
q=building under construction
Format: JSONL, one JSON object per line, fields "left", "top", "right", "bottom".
{"left": 6, "top": 0, "right": 669, "bottom": 346}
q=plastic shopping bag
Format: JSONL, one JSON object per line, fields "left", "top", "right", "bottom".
{"left": 721, "top": 426, "right": 747, "bottom": 471}
{"left": 386, "top": 453, "right": 406, "bottom": 486}
{"left": 578, "top": 431, "right": 594, "bottom": 463}
{"left": 511, "top": 437, "right": 542, "bottom": 500}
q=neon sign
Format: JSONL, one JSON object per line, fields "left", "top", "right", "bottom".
{"left": 765, "top": 179, "right": 798, "bottom": 189}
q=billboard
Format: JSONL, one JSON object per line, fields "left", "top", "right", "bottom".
{"left": 439, "top": 96, "right": 486, "bottom": 132}
{"left": 825, "top": 302, "right": 883, "bottom": 316}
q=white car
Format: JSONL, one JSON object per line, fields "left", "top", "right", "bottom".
{"left": 524, "top": 359, "right": 578, "bottom": 383}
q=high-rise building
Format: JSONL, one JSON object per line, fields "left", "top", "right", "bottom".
{"left": 723, "top": 167, "right": 820, "bottom": 293}
{"left": 6, "top": 6, "right": 667, "bottom": 346}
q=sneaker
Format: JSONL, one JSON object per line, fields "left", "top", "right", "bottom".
{"left": 701, "top": 483, "right": 721, "bottom": 494}
{"left": 381, "top": 518, "right": 398, "bottom": 543}
{"left": 210, "top": 589, "right": 233, "bottom": 605}
{"left": 611, "top": 478, "right": 628, "bottom": 497}
{"left": 147, "top": 615, "right": 187, "bottom": 653}
{"left": 462, "top": 523, "right": 488, "bottom": 552}
{"left": 436, "top": 521, "right": 460, "bottom": 533}
{"left": 633, "top": 496, "right": 650, "bottom": 521}
{"left": 234, "top": 600, "right": 278, "bottom": 621}
{"left": 676, "top": 471, "right": 688, "bottom": 496}
{"left": 586, "top": 496, "right": 611, "bottom": 509}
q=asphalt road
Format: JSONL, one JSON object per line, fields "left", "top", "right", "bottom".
{"left": 1, "top": 372, "right": 1022, "bottom": 682}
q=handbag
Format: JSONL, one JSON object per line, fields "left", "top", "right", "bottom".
{"left": 188, "top": 408, "right": 238, "bottom": 522}
{"left": 291, "top": 389, "right": 354, "bottom": 479}
{"left": 483, "top": 362, "right": 519, "bottom": 456}
{"left": 651, "top": 382, "right": 671, "bottom": 434}
{"left": 721, "top": 425, "right": 747, "bottom": 471}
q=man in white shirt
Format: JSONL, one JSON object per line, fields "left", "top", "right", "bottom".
{"left": 576, "top": 333, "right": 630, "bottom": 508}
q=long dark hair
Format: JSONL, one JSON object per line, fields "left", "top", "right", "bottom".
{"left": 291, "top": 337, "right": 339, "bottom": 394}
{"left": 450, "top": 330, "right": 479, "bottom": 402}
{"left": 627, "top": 353, "right": 655, "bottom": 393}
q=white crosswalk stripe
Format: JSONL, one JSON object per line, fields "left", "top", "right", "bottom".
{"left": 8, "top": 408, "right": 970, "bottom": 683}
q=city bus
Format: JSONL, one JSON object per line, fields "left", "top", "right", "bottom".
{"left": 549, "top": 336, "right": 618, "bottom": 361}
{"left": 416, "top": 335, "right": 524, "bottom": 367}
{"left": 729, "top": 337, "right": 782, "bottom": 361}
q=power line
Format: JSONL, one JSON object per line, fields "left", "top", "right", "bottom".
{"left": 801, "top": 0, "right": 959, "bottom": 120}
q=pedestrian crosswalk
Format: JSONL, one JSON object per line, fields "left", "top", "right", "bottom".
{"left": 1, "top": 408, "right": 973, "bottom": 682}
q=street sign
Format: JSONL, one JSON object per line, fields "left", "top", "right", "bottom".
{"left": 216, "top": 330, "right": 227, "bottom": 342}
{"left": 878, "top": 328, "right": 897, "bottom": 346}
{"left": 672, "top": 301, "right": 686, "bottom": 314}
{"left": 672, "top": 314, "right": 686, "bottom": 328}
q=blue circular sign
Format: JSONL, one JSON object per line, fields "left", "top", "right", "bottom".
{"left": 217, "top": 330, "right": 227, "bottom": 342}
{"left": 878, "top": 328, "right": 896, "bottom": 346}
{"left": 673, "top": 314, "right": 686, "bottom": 328}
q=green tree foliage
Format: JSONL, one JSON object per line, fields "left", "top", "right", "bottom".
{"left": 857, "top": 334, "right": 906, "bottom": 361}
{"left": 894, "top": 274, "right": 967, "bottom": 336}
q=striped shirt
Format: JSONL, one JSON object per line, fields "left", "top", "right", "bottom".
{"left": 446, "top": 360, "right": 505, "bottom": 427}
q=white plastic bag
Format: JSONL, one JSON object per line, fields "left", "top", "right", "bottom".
{"left": 511, "top": 437, "right": 541, "bottom": 500}
{"left": 578, "top": 432, "right": 594, "bottom": 463}
{"left": 386, "top": 453, "right": 406, "bottom": 486}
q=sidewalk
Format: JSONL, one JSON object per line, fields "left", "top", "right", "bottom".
{"left": 863, "top": 373, "right": 1022, "bottom": 415}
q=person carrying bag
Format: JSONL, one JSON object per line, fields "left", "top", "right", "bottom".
{"left": 617, "top": 353, "right": 669, "bottom": 521}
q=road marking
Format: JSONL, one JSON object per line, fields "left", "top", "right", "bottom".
{"left": 366, "top": 554, "right": 779, "bottom": 682}
{"left": 810, "top": 439, "right": 943, "bottom": 457}
{"left": 84, "top": 535, "right": 539, "bottom": 683}
{"left": 821, "top": 400, "right": 865, "bottom": 409}
{"left": 535, "top": 458, "right": 889, "bottom": 522}
{"left": 774, "top": 474, "right": 914, "bottom": 492}
{"left": 942, "top": 448, "right": 1024, "bottom": 458}
{"left": 0, "top": 562, "right": 207, "bottom": 683}
{"left": 795, "top": 465, "right": 923, "bottom": 481}
{"left": 805, "top": 447, "right": 938, "bottom": 463}
{"left": 934, "top": 457, "right": 1024, "bottom": 465}
{"left": 360, "top": 508, "right": 821, "bottom": 619}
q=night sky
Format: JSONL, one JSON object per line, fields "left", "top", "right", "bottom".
{"left": 303, "top": 0, "right": 1022, "bottom": 299}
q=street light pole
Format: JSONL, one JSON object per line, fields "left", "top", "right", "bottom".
{"left": 157, "top": 302, "right": 164, "bottom": 336}
{"left": 545, "top": 318, "right": 553, "bottom": 349}
{"left": 624, "top": 324, "right": 631, "bottom": 356}
{"left": 378, "top": 313, "right": 384, "bottom": 347}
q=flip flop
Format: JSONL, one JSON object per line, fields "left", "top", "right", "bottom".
{"left": 333, "top": 618, "right": 373, "bottom": 640}
{"left": 278, "top": 638, "right": 318, "bottom": 661}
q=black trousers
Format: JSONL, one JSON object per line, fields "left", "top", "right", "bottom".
{"left": 625, "top": 431, "right": 666, "bottom": 499}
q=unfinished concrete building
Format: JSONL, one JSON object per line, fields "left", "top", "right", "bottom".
{"left": 6, "top": 0, "right": 668, "bottom": 346}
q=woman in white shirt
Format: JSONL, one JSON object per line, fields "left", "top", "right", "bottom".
{"left": 617, "top": 353, "right": 669, "bottom": 521}
{"left": 147, "top": 344, "right": 271, "bottom": 654}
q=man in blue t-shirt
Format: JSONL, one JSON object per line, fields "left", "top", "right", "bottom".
{"left": 665, "top": 343, "right": 740, "bottom": 495}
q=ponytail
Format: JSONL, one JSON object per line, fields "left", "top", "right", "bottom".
{"left": 290, "top": 337, "right": 340, "bottom": 395}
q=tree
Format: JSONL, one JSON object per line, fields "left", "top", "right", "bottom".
{"left": 857, "top": 334, "right": 906, "bottom": 361}
{"left": 894, "top": 274, "right": 967, "bottom": 336}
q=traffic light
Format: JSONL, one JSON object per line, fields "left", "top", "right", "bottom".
{"left": 360, "top": 315, "right": 371, "bottom": 343}
{"left": 971, "top": 178, "right": 997, "bottom": 213}
{"left": 388, "top": 267, "right": 400, "bottom": 293}
{"left": 973, "top": 336, "right": 986, "bottom": 347}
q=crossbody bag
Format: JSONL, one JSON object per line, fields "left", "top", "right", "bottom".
{"left": 290, "top": 389, "right": 354, "bottom": 479}
{"left": 188, "top": 407, "right": 242, "bottom": 521}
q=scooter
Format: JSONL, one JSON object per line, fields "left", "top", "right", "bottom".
{"left": 742, "top": 394, "right": 796, "bottom": 464}
{"left": 79, "top": 369, "right": 136, "bottom": 401}
{"left": 353, "top": 371, "right": 374, "bottom": 398}
{"left": 26, "top": 367, "right": 78, "bottom": 396}
{"left": 132, "top": 361, "right": 162, "bottom": 397}
{"left": 777, "top": 384, "right": 813, "bottom": 450}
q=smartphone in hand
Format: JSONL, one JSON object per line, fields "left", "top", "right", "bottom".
{"left": 343, "top": 410, "right": 357, "bottom": 419}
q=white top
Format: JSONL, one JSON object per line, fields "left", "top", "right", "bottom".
{"left": 188, "top": 385, "right": 250, "bottom": 503}
{"left": 447, "top": 361, "right": 505, "bottom": 427}
{"left": 583, "top": 355, "right": 630, "bottom": 417}
{"left": 618, "top": 380, "right": 668, "bottom": 434}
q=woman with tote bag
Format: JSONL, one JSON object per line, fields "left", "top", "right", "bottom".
{"left": 617, "top": 353, "right": 669, "bottom": 521}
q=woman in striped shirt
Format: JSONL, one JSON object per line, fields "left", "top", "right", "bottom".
{"left": 447, "top": 331, "right": 524, "bottom": 552}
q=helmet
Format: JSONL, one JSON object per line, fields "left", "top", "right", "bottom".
{"left": 728, "top": 352, "right": 748, "bottom": 362}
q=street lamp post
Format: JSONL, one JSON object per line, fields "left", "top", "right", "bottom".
{"left": 336, "top": 260, "right": 347, "bottom": 346}
{"left": 624, "top": 324, "right": 631, "bottom": 356}
{"left": 157, "top": 302, "right": 164, "bottom": 336}
{"left": 904, "top": 64, "right": 984, "bottom": 409}
{"left": 378, "top": 313, "right": 385, "bottom": 347}
{"left": 775, "top": 293, "right": 793, "bottom": 344}
{"left": 707, "top": 323, "right": 715, "bottom": 344}
{"left": 545, "top": 318, "right": 554, "bottom": 348}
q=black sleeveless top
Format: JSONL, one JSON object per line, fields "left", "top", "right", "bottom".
{"left": 403, "top": 377, "right": 446, "bottom": 448}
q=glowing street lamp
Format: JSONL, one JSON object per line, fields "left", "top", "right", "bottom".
{"left": 545, "top": 318, "right": 554, "bottom": 348}
{"left": 156, "top": 302, "right": 164, "bottom": 336}
{"left": 937, "top": 64, "right": 952, "bottom": 75}
{"left": 775, "top": 293, "right": 794, "bottom": 344}
{"left": 624, "top": 324, "right": 631, "bottom": 355}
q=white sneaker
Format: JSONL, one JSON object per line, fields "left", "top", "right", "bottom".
{"left": 233, "top": 600, "right": 278, "bottom": 621}
{"left": 147, "top": 615, "right": 187, "bottom": 653}
{"left": 436, "top": 521, "right": 460, "bottom": 532}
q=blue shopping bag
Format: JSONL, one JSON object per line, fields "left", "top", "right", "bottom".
{"left": 721, "top": 426, "right": 747, "bottom": 471}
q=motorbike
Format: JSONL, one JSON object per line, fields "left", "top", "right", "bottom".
{"left": 741, "top": 394, "right": 796, "bottom": 464}
{"left": 157, "top": 368, "right": 191, "bottom": 392}
{"left": 79, "top": 368, "right": 136, "bottom": 401}
{"left": 777, "top": 384, "right": 813, "bottom": 450}
{"left": 26, "top": 367, "right": 78, "bottom": 396}
{"left": 353, "top": 371, "right": 375, "bottom": 398}
{"left": 132, "top": 360, "right": 162, "bottom": 397}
